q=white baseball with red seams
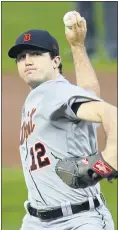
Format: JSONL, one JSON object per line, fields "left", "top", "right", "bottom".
{"left": 63, "top": 11, "right": 77, "bottom": 29}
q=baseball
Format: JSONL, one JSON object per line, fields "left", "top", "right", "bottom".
{"left": 63, "top": 12, "right": 77, "bottom": 29}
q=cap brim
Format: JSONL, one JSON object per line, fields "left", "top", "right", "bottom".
{"left": 8, "top": 44, "right": 51, "bottom": 58}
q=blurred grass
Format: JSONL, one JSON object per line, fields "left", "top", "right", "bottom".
{"left": 2, "top": 168, "right": 27, "bottom": 230}
{"left": 2, "top": 2, "right": 117, "bottom": 73}
{"left": 2, "top": 168, "right": 117, "bottom": 230}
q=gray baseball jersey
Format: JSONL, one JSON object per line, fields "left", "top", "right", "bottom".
{"left": 20, "top": 75, "right": 102, "bottom": 209}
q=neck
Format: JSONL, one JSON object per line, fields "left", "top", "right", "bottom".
{"left": 29, "top": 72, "right": 61, "bottom": 90}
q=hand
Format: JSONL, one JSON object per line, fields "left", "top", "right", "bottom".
{"left": 64, "top": 11, "right": 87, "bottom": 47}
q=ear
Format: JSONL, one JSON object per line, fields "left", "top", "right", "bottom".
{"left": 53, "top": 56, "right": 61, "bottom": 69}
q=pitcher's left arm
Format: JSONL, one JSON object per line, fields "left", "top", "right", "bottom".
{"left": 55, "top": 101, "right": 117, "bottom": 189}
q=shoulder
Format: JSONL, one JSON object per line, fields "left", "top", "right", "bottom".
{"left": 52, "top": 76, "right": 102, "bottom": 102}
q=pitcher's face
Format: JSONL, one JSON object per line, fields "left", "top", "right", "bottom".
{"left": 17, "top": 49, "right": 60, "bottom": 88}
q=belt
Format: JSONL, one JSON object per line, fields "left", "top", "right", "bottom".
{"left": 27, "top": 197, "right": 100, "bottom": 220}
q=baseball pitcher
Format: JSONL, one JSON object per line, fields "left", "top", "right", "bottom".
{"left": 8, "top": 11, "right": 117, "bottom": 230}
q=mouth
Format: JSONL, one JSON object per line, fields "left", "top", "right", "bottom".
{"left": 25, "top": 68, "right": 36, "bottom": 73}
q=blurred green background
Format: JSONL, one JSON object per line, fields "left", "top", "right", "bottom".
{"left": 2, "top": 2, "right": 117, "bottom": 230}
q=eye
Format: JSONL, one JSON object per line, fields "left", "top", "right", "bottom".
{"left": 30, "top": 51, "right": 43, "bottom": 56}
{"left": 17, "top": 54, "right": 26, "bottom": 62}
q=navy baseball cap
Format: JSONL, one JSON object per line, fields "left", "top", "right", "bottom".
{"left": 8, "top": 29, "right": 59, "bottom": 58}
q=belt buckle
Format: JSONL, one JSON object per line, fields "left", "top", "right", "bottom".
{"left": 37, "top": 210, "right": 48, "bottom": 219}
{"left": 37, "top": 209, "right": 43, "bottom": 218}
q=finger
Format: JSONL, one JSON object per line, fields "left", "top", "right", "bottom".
{"left": 92, "top": 172, "right": 99, "bottom": 179}
{"left": 71, "top": 22, "right": 78, "bottom": 32}
{"left": 76, "top": 13, "right": 82, "bottom": 26}
{"left": 82, "top": 18, "right": 87, "bottom": 31}
{"left": 80, "top": 21, "right": 86, "bottom": 32}
{"left": 78, "top": 18, "right": 87, "bottom": 32}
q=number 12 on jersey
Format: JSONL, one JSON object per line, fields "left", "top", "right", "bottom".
{"left": 30, "top": 142, "right": 51, "bottom": 171}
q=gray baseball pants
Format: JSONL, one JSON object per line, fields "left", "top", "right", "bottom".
{"left": 20, "top": 196, "right": 114, "bottom": 230}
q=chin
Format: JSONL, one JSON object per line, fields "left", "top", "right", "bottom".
{"left": 23, "top": 74, "right": 49, "bottom": 88}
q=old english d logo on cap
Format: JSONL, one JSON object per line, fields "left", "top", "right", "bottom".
{"left": 24, "top": 33, "right": 32, "bottom": 42}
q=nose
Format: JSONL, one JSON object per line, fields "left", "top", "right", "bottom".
{"left": 25, "top": 53, "right": 33, "bottom": 66}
